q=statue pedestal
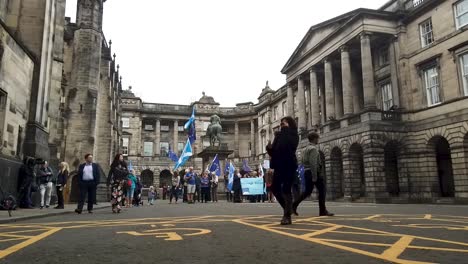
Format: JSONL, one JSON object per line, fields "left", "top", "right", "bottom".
{"left": 197, "top": 145, "right": 233, "bottom": 173}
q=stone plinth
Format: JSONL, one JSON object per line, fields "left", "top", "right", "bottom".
{"left": 197, "top": 144, "right": 233, "bottom": 172}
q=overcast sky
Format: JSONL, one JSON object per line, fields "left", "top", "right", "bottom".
{"left": 65, "top": 0, "right": 388, "bottom": 107}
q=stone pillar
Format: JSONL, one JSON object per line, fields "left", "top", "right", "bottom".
{"left": 287, "top": 84, "right": 294, "bottom": 116}
{"left": 341, "top": 46, "right": 354, "bottom": 115}
{"left": 334, "top": 71, "right": 344, "bottom": 119}
{"left": 324, "top": 58, "right": 335, "bottom": 120}
{"left": 173, "top": 120, "right": 179, "bottom": 155}
{"left": 155, "top": 119, "right": 161, "bottom": 156}
{"left": 389, "top": 37, "right": 400, "bottom": 108}
{"left": 360, "top": 32, "right": 376, "bottom": 109}
{"left": 309, "top": 68, "right": 320, "bottom": 128}
{"left": 320, "top": 85, "right": 326, "bottom": 125}
{"left": 351, "top": 64, "right": 362, "bottom": 113}
{"left": 234, "top": 122, "right": 239, "bottom": 157}
{"left": 250, "top": 119, "right": 255, "bottom": 157}
{"left": 297, "top": 76, "right": 307, "bottom": 130}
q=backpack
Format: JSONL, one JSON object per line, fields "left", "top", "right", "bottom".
{"left": 126, "top": 177, "right": 133, "bottom": 188}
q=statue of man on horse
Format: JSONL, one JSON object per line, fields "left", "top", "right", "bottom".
{"left": 206, "top": 115, "right": 222, "bottom": 147}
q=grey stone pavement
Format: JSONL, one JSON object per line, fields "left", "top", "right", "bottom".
{"left": 0, "top": 200, "right": 468, "bottom": 264}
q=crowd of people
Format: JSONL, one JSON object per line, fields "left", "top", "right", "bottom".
{"left": 15, "top": 115, "right": 332, "bottom": 226}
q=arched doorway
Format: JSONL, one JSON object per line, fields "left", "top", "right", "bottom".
{"left": 349, "top": 143, "right": 365, "bottom": 198}
{"left": 159, "top": 169, "right": 172, "bottom": 188}
{"left": 141, "top": 169, "right": 154, "bottom": 188}
{"left": 430, "top": 136, "right": 455, "bottom": 197}
{"left": 384, "top": 141, "right": 400, "bottom": 197}
{"left": 69, "top": 172, "right": 80, "bottom": 203}
{"left": 330, "top": 147, "right": 344, "bottom": 198}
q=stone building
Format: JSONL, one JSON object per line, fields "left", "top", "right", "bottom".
{"left": 0, "top": 0, "right": 66, "bottom": 195}
{"left": 122, "top": 0, "right": 468, "bottom": 203}
{"left": 0, "top": 0, "right": 124, "bottom": 203}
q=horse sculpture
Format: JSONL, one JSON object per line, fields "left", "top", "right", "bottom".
{"left": 206, "top": 115, "right": 222, "bottom": 147}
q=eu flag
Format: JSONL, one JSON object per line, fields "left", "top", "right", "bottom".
{"left": 227, "top": 162, "right": 235, "bottom": 191}
{"left": 297, "top": 164, "right": 305, "bottom": 193}
{"left": 209, "top": 154, "right": 221, "bottom": 176}
{"left": 188, "top": 120, "right": 196, "bottom": 144}
{"left": 242, "top": 159, "right": 252, "bottom": 173}
{"left": 168, "top": 146, "right": 179, "bottom": 162}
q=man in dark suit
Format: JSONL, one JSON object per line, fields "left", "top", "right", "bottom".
{"left": 75, "top": 154, "right": 100, "bottom": 214}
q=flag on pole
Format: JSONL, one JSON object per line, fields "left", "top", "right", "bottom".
{"left": 188, "top": 120, "right": 196, "bottom": 144}
{"left": 297, "top": 164, "right": 305, "bottom": 193}
{"left": 168, "top": 146, "right": 179, "bottom": 162}
{"left": 258, "top": 163, "right": 264, "bottom": 178}
{"left": 174, "top": 139, "right": 193, "bottom": 170}
{"left": 208, "top": 154, "right": 221, "bottom": 176}
{"left": 128, "top": 161, "right": 134, "bottom": 172}
{"left": 184, "top": 107, "right": 195, "bottom": 130}
{"left": 242, "top": 159, "right": 252, "bottom": 173}
{"left": 227, "top": 162, "right": 235, "bottom": 191}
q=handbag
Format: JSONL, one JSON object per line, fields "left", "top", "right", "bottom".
{"left": 127, "top": 179, "right": 132, "bottom": 187}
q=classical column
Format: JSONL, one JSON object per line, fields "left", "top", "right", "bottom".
{"left": 250, "top": 119, "right": 255, "bottom": 157}
{"left": 155, "top": 119, "right": 161, "bottom": 156}
{"left": 351, "top": 64, "right": 362, "bottom": 113}
{"left": 309, "top": 67, "right": 320, "bottom": 127}
{"left": 297, "top": 76, "right": 307, "bottom": 129}
{"left": 287, "top": 84, "right": 294, "bottom": 116}
{"left": 389, "top": 37, "right": 400, "bottom": 108}
{"left": 341, "top": 46, "right": 354, "bottom": 115}
{"left": 360, "top": 32, "right": 376, "bottom": 109}
{"left": 234, "top": 122, "right": 239, "bottom": 157}
{"left": 324, "top": 58, "right": 335, "bottom": 120}
{"left": 173, "top": 120, "right": 179, "bottom": 155}
{"left": 320, "top": 85, "right": 326, "bottom": 124}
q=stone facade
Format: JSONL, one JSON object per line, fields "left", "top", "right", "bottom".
{"left": 122, "top": 0, "right": 468, "bottom": 203}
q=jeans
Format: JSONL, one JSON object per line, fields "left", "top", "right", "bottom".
{"left": 77, "top": 181, "right": 96, "bottom": 212}
{"left": 40, "top": 182, "right": 53, "bottom": 207}
{"left": 293, "top": 170, "right": 327, "bottom": 214}
{"left": 201, "top": 187, "right": 210, "bottom": 202}
{"left": 170, "top": 186, "right": 179, "bottom": 202}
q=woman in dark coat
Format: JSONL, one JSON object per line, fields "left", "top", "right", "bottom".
{"left": 54, "top": 162, "right": 69, "bottom": 209}
{"left": 107, "top": 154, "right": 128, "bottom": 213}
{"left": 17, "top": 157, "right": 36, "bottom": 209}
{"left": 266, "top": 116, "right": 299, "bottom": 225}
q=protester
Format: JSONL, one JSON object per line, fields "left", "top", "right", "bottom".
{"left": 108, "top": 154, "right": 128, "bottom": 213}
{"left": 224, "top": 174, "right": 232, "bottom": 202}
{"left": 169, "top": 171, "right": 180, "bottom": 204}
{"left": 55, "top": 162, "right": 69, "bottom": 209}
{"left": 17, "top": 157, "right": 36, "bottom": 209}
{"left": 75, "top": 154, "right": 101, "bottom": 214}
{"left": 133, "top": 176, "right": 143, "bottom": 207}
{"left": 210, "top": 172, "right": 218, "bottom": 202}
{"left": 195, "top": 172, "right": 201, "bottom": 203}
{"left": 293, "top": 132, "right": 334, "bottom": 217}
{"left": 200, "top": 171, "right": 210, "bottom": 203}
{"left": 266, "top": 116, "right": 299, "bottom": 225}
{"left": 148, "top": 186, "right": 156, "bottom": 205}
{"left": 233, "top": 170, "right": 242, "bottom": 203}
{"left": 125, "top": 170, "right": 137, "bottom": 208}
{"left": 37, "top": 161, "right": 54, "bottom": 209}
{"left": 184, "top": 167, "right": 196, "bottom": 204}
{"left": 265, "top": 169, "right": 274, "bottom": 203}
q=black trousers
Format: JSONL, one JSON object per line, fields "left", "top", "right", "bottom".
{"left": 170, "top": 186, "right": 178, "bottom": 202}
{"left": 201, "top": 187, "right": 210, "bottom": 202}
{"left": 294, "top": 170, "right": 327, "bottom": 214}
{"left": 77, "top": 181, "right": 96, "bottom": 211}
{"left": 271, "top": 169, "right": 294, "bottom": 217}
{"left": 56, "top": 186, "right": 64, "bottom": 207}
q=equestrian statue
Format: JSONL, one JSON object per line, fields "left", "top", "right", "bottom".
{"left": 206, "top": 115, "right": 222, "bottom": 147}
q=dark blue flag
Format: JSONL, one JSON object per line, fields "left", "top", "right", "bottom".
{"left": 188, "top": 120, "right": 196, "bottom": 144}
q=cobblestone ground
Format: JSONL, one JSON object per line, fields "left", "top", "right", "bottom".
{"left": 1, "top": 201, "right": 467, "bottom": 264}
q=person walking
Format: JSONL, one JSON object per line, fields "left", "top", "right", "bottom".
{"left": 54, "top": 162, "right": 69, "bottom": 209}
{"left": 293, "top": 132, "right": 334, "bottom": 217}
{"left": 125, "top": 170, "right": 137, "bottom": 208}
{"left": 107, "top": 154, "right": 127, "bottom": 213}
{"left": 37, "top": 161, "right": 54, "bottom": 209}
{"left": 148, "top": 186, "right": 156, "bottom": 205}
{"left": 184, "top": 167, "right": 196, "bottom": 204}
{"left": 210, "top": 172, "right": 218, "bottom": 202}
{"left": 17, "top": 157, "right": 36, "bottom": 209}
{"left": 75, "top": 154, "right": 101, "bottom": 214}
{"left": 169, "top": 171, "right": 180, "bottom": 204}
{"left": 266, "top": 116, "right": 299, "bottom": 225}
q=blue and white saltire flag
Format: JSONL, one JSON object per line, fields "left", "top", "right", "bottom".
{"left": 168, "top": 146, "right": 179, "bottom": 163}
{"left": 184, "top": 107, "right": 195, "bottom": 130}
{"left": 242, "top": 159, "right": 252, "bottom": 173}
{"left": 227, "top": 162, "right": 235, "bottom": 191}
{"left": 173, "top": 139, "right": 193, "bottom": 170}
{"left": 297, "top": 164, "right": 305, "bottom": 193}
{"left": 208, "top": 154, "right": 221, "bottom": 176}
{"left": 128, "top": 161, "right": 133, "bottom": 172}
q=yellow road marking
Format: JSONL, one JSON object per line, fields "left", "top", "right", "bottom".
{"left": 364, "top": 214, "right": 381, "bottom": 220}
{"left": 424, "top": 215, "right": 432, "bottom": 219}
{"left": 0, "top": 228, "right": 61, "bottom": 260}
{"left": 0, "top": 234, "right": 34, "bottom": 239}
{"left": 382, "top": 236, "right": 414, "bottom": 259}
{"left": 299, "top": 225, "right": 342, "bottom": 238}
{"left": 0, "top": 238, "right": 28, "bottom": 243}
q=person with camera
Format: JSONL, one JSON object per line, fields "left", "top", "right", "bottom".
{"left": 37, "top": 161, "right": 54, "bottom": 209}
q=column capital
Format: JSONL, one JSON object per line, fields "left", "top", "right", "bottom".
{"left": 309, "top": 66, "right": 318, "bottom": 73}
{"left": 360, "top": 31, "right": 372, "bottom": 40}
{"left": 297, "top": 75, "right": 304, "bottom": 81}
{"left": 323, "top": 56, "right": 331, "bottom": 64}
{"left": 339, "top": 45, "right": 349, "bottom": 53}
